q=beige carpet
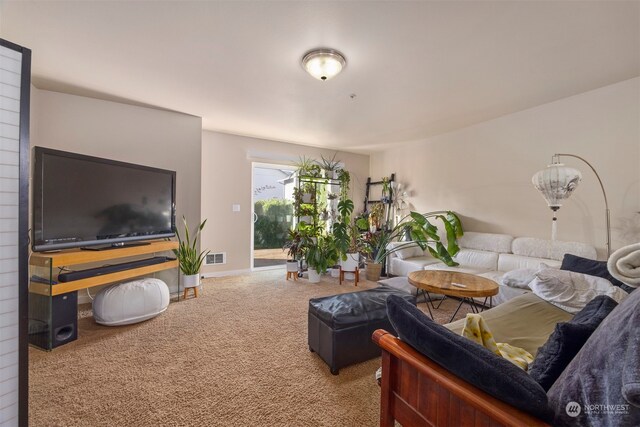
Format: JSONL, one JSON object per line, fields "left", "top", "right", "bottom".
{"left": 29, "top": 270, "right": 472, "bottom": 427}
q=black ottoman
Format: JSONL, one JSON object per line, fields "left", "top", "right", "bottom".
{"left": 308, "top": 285, "right": 416, "bottom": 375}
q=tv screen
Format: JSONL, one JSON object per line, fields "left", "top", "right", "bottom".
{"left": 32, "top": 147, "right": 176, "bottom": 251}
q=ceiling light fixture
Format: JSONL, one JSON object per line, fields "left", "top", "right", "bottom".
{"left": 301, "top": 48, "right": 346, "bottom": 81}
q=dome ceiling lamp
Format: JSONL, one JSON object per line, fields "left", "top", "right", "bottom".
{"left": 301, "top": 48, "right": 346, "bottom": 81}
{"left": 532, "top": 153, "right": 611, "bottom": 256}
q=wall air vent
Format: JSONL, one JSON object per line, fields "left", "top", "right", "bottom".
{"left": 206, "top": 252, "right": 226, "bottom": 265}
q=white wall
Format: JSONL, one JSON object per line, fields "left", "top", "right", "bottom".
{"left": 31, "top": 88, "right": 202, "bottom": 239}
{"left": 200, "top": 131, "right": 370, "bottom": 274}
{"left": 370, "top": 77, "right": 640, "bottom": 259}
{"left": 30, "top": 88, "right": 202, "bottom": 301}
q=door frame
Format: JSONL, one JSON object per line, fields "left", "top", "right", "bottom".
{"left": 250, "top": 162, "right": 296, "bottom": 271}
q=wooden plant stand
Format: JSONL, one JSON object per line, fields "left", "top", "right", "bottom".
{"left": 339, "top": 266, "right": 359, "bottom": 286}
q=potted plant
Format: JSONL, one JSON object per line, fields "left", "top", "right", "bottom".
{"left": 332, "top": 198, "right": 360, "bottom": 269}
{"left": 337, "top": 168, "right": 350, "bottom": 200}
{"left": 295, "top": 155, "right": 322, "bottom": 178}
{"left": 320, "top": 153, "right": 341, "bottom": 179}
{"left": 173, "top": 216, "right": 209, "bottom": 289}
{"left": 283, "top": 221, "right": 318, "bottom": 268}
{"left": 361, "top": 211, "right": 464, "bottom": 281}
{"left": 306, "top": 235, "right": 338, "bottom": 283}
{"left": 283, "top": 228, "right": 303, "bottom": 274}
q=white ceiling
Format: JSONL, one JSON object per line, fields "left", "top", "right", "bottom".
{"left": 1, "top": 1, "right": 639, "bottom": 152}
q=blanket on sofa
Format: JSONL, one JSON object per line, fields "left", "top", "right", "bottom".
{"left": 461, "top": 313, "right": 533, "bottom": 370}
{"left": 529, "top": 268, "right": 628, "bottom": 314}
{"left": 447, "top": 293, "right": 572, "bottom": 356}
{"left": 608, "top": 243, "right": 640, "bottom": 287}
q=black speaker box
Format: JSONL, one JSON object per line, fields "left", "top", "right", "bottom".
{"left": 29, "top": 291, "right": 78, "bottom": 350}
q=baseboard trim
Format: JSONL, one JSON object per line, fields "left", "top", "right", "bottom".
{"left": 201, "top": 268, "right": 253, "bottom": 278}
{"left": 78, "top": 289, "right": 94, "bottom": 305}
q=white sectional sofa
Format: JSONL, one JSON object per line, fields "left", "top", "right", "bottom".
{"left": 385, "top": 231, "right": 597, "bottom": 306}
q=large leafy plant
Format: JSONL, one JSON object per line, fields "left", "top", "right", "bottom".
{"left": 173, "top": 216, "right": 209, "bottom": 275}
{"left": 362, "top": 211, "right": 463, "bottom": 266}
{"left": 332, "top": 198, "right": 354, "bottom": 260}
{"left": 306, "top": 234, "right": 338, "bottom": 274}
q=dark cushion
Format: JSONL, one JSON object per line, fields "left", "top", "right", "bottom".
{"left": 309, "top": 286, "right": 415, "bottom": 329}
{"left": 548, "top": 284, "right": 640, "bottom": 426}
{"left": 561, "top": 253, "right": 634, "bottom": 293}
{"left": 571, "top": 295, "right": 619, "bottom": 327}
{"left": 528, "top": 323, "right": 594, "bottom": 391}
{"left": 529, "top": 296, "right": 618, "bottom": 391}
{"left": 386, "top": 295, "right": 553, "bottom": 422}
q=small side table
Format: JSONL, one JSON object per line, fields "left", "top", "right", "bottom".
{"left": 339, "top": 266, "right": 359, "bottom": 286}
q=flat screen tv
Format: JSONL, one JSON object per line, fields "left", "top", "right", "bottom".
{"left": 32, "top": 147, "right": 176, "bottom": 252}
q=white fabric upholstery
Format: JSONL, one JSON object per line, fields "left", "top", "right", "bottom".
{"left": 453, "top": 249, "right": 499, "bottom": 270}
{"left": 476, "top": 271, "right": 532, "bottom": 306}
{"left": 501, "top": 268, "right": 538, "bottom": 289}
{"left": 389, "top": 256, "right": 439, "bottom": 277}
{"left": 378, "top": 276, "right": 445, "bottom": 300}
{"left": 386, "top": 231, "right": 597, "bottom": 307}
{"left": 378, "top": 276, "right": 419, "bottom": 296}
{"left": 476, "top": 270, "right": 504, "bottom": 284}
{"left": 93, "top": 278, "right": 170, "bottom": 326}
{"left": 423, "top": 263, "right": 492, "bottom": 275}
{"left": 490, "top": 283, "right": 531, "bottom": 306}
{"left": 511, "top": 237, "right": 597, "bottom": 261}
{"left": 497, "top": 254, "right": 561, "bottom": 272}
{"left": 389, "top": 242, "right": 424, "bottom": 260}
{"left": 530, "top": 268, "right": 628, "bottom": 313}
{"left": 457, "top": 231, "right": 514, "bottom": 254}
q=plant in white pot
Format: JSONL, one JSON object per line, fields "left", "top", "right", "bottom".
{"left": 305, "top": 235, "right": 338, "bottom": 283}
{"left": 332, "top": 198, "right": 364, "bottom": 275}
{"left": 282, "top": 227, "right": 308, "bottom": 274}
{"left": 173, "top": 216, "right": 209, "bottom": 290}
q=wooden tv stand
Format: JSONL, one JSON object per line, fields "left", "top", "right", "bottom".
{"left": 29, "top": 240, "right": 179, "bottom": 296}
{"left": 28, "top": 240, "right": 180, "bottom": 350}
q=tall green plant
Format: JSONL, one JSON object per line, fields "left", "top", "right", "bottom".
{"left": 337, "top": 169, "right": 350, "bottom": 201}
{"left": 173, "top": 216, "right": 209, "bottom": 275}
{"left": 306, "top": 235, "right": 338, "bottom": 274}
{"left": 362, "top": 211, "right": 463, "bottom": 266}
{"left": 332, "top": 198, "right": 355, "bottom": 260}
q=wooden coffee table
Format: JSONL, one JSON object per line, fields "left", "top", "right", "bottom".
{"left": 408, "top": 270, "right": 499, "bottom": 322}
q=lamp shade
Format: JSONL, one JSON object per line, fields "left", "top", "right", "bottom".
{"left": 302, "top": 49, "right": 346, "bottom": 81}
{"left": 532, "top": 163, "right": 582, "bottom": 210}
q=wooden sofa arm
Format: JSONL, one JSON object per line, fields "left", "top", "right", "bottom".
{"left": 372, "top": 329, "right": 550, "bottom": 427}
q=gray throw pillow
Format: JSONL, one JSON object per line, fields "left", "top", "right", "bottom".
{"left": 529, "top": 296, "right": 618, "bottom": 391}
{"left": 547, "top": 288, "right": 640, "bottom": 426}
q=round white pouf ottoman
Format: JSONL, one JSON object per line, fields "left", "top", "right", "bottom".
{"left": 93, "top": 278, "right": 170, "bottom": 326}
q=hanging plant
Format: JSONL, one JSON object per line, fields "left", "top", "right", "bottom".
{"left": 337, "top": 169, "right": 350, "bottom": 201}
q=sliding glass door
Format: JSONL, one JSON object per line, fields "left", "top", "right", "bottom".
{"left": 251, "top": 163, "right": 295, "bottom": 269}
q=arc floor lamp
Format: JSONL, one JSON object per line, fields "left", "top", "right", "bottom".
{"left": 532, "top": 153, "right": 611, "bottom": 257}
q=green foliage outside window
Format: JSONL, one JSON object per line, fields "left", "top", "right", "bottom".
{"left": 254, "top": 198, "right": 294, "bottom": 249}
